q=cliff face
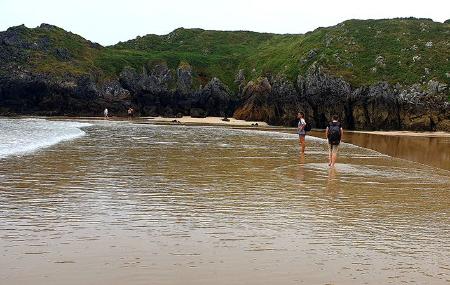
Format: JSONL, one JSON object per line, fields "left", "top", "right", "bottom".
{"left": 235, "top": 65, "right": 449, "bottom": 131}
{"left": 0, "top": 19, "right": 449, "bottom": 131}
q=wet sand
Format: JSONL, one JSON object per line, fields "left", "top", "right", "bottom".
{"left": 4, "top": 116, "right": 450, "bottom": 170}
{"left": 1, "top": 120, "right": 449, "bottom": 285}
{"left": 309, "top": 130, "right": 450, "bottom": 171}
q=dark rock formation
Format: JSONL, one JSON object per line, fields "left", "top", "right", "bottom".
{"left": 192, "top": 77, "right": 233, "bottom": 117}
{"left": 176, "top": 62, "right": 193, "bottom": 94}
{"left": 299, "top": 65, "right": 352, "bottom": 128}
{"left": 234, "top": 75, "right": 311, "bottom": 125}
{"left": 233, "top": 77, "right": 272, "bottom": 121}
{"left": 234, "top": 65, "right": 449, "bottom": 131}
{"left": 349, "top": 82, "right": 401, "bottom": 130}
{"left": 234, "top": 69, "right": 246, "bottom": 94}
{"left": 0, "top": 71, "right": 131, "bottom": 116}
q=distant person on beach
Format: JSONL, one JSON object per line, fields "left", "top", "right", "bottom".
{"left": 104, "top": 108, "right": 108, "bottom": 119}
{"left": 127, "top": 107, "right": 133, "bottom": 119}
{"left": 326, "top": 115, "right": 343, "bottom": 167}
{"left": 297, "top": 112, "right": 307, "bottom": 153}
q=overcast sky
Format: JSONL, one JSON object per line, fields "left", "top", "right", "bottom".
{"left": 0, "top": 0, "right": 448, "bottom": 45}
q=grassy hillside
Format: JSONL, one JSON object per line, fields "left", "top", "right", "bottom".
{"left": 3, "top": 18, "right": 449, "bottom": 90}
{"left": 0, "top": 24, "right": 102, "bottom": 76}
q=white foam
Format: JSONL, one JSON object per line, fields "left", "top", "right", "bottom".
{"left": 0, "top": 118, "right": 92, "bottom": 159}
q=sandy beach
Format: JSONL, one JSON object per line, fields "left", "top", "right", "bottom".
{"left": 145, "top": 116, "right": 269, "bottom": 127}
{"left": 147, "top": 116, "right": 450, "bottom": 138}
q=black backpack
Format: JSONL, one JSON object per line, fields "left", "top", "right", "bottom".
{"left": 304, "top": 123, "right": 312, "bottom": 132}
{"left": 328, "top": 122, "right": 341, "bottom": 145}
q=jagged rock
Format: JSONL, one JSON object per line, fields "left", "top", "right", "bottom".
{"left": 350, "top": 82, "right": 400, "bottom": 130}
{"left": 1, "top": 25, "right": 28, "bottom": 48}
{"left": 39, "top": 23, "right": 59, "bottom": 30}
{"left": 300, "top": 65, "right": 351, "bottom": 128}
{"left": 100, "top": 80, "right": 131, "bottom": 101}
{"left": 0, "top": 71, "right": 131, "bottom": 116}
{"left": 427, "top": 80, "right": 447, "bottom": 94}
{"left": 234, "top": 77, "right": 272, "bottom": 122}
{"left": 234, "top": 75, "right": 309, "bottom": 125}
{"left": 190, "top": 108, "right": 207, "bottom": 118}
{"left": 397, "top": 84, "right": 449, "bottom": 131}
{"left": 119, "top": 66, "right": 139, "bottom": 93}
{"left": 75, "top": 75, "right": 98, "bottom": 98}
{"left": 194, "top": 77, "right": 233, "bottom": 117}
{"left": 140, "top": 64, "right": 172, "bottom": 93}
{"left": 176, "top": 62, "right": 193, "bottom": 94}
{"left": 234, "top": 69, "right": 246, "bottom": 94}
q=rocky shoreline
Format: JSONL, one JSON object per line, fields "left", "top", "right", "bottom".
{"left": 0, "top": 23, "right": 448, "bottom": 131}
{"left": 1, "top": 63, "right": 448, "bottom": 131}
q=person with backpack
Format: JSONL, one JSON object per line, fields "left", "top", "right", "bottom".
{"left": 326, "top": 115, "right": 343, "bottom": 167}
{"left": 297, "top": 112, "right": 308, "bottom": 153}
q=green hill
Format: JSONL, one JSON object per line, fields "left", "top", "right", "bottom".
{"left": 2, "top": 18, "right": 449, "bottom": 91}
{"left": 97, "top": 18, "right": 449, "bottom": 89}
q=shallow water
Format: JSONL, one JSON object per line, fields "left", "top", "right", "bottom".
{"left": 0, "top": 120, "right": 449, "bottom": 284}
{"left": 309, "top": 130, "right": 450, "bottom": 171}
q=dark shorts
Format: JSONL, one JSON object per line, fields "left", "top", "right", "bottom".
{"left": 328, "top": 144, "right": 339, "bottom": 154}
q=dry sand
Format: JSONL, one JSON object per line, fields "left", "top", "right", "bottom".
{"left": 146, "top": 116, "right": 268, "bottom": 127}
{"left": 350, "top": 130, "right": 450, "bottom": 138}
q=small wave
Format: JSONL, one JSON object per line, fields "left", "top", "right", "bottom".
{"left": 0, "top": 119, "right": 92, "bottom": 159}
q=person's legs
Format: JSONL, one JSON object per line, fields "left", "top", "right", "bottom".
{"left": 328, "top": 144, "right": 332, "bottom": 166}
{"left": 299, "top": 135, "right": 306, "bottom": 153}
{"left": 331, "top": 145, "right": 339, "bottom": 167}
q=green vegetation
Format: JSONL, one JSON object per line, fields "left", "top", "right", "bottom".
{"left": 4, "top": 18, "right": 450, "bottom": 89}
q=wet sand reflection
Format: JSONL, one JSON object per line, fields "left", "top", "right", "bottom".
{"left": 0, "top": 122, "right": 449, "bottom": 285}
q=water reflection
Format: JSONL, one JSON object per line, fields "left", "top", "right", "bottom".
{"left": 0, "top": 122, "right": 449, "bottom": 285}
{"left": 326, "top": 167, "right": 340, "bottom": 193}
{"left": 310, "top": 130, "right": 450, "bottom": 170}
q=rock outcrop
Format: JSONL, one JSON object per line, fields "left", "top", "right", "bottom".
{"left": 0, "top": 71, "right": 132, "bottom": 116}
{"left": 234, "top": 65, "right": 450, "bottom": 131}
{"left": 192, "top": 77, "right": 234, "bottom": 117}
{"left": 176, "top": 62, "right": 193, "bottom": 94}
{"left": 298, "top": 65, "right": 352, "bottom": 128}
{"left": 234, "top": 75, "right": 311, "bottom": 125}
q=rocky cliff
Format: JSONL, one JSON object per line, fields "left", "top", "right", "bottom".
{"left": 235, "top": 65, "right": 449, "bottom": 130}
{"left": 0, "top": 19, "right": 449, "bottom": 131}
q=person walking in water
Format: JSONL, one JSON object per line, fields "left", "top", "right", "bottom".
{"left": 326, "top": 115, "right": 343, "bottom": 167}
{"left": 104, "top": 108, "right": 109, "bottom": 119}
{"left": 297, "top": 112, "right": 307, "bottom": 154}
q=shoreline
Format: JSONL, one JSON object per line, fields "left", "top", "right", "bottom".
{"left": 348, "top": 130, "right": 450, "bottom": 138}
{"left": 3, "top": 115, "right": 450, "bottom": 138}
